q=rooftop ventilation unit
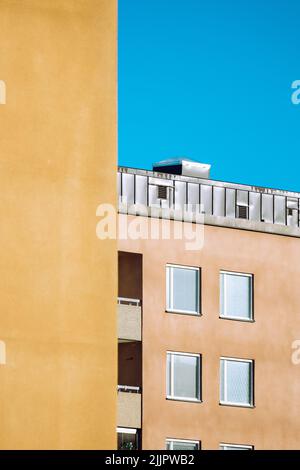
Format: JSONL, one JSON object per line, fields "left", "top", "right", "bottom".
{"left": 153, "top": 158, "right": 211, "bottom": 179}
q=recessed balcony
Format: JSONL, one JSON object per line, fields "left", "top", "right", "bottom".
{"left": 117, "top": 386, "right": 142, "bottom": 429}
{"left": 118, "top": 251, "right": 142, "bottom": 342}
{"left": 117, "top": 340, "right": 142, "bottom": 430}
{"left": 118, "top": 297, "right": 141, "bottom": 341}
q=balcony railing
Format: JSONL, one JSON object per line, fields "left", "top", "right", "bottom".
{"left": 117, "top": 386, "right": 142, "bottom": 429}
{"left": 117, "top": 297, "right": 142, "bottom": 341}
{"left": 118, "top": 297, "right": 141, "bottom": 306}
{"left": 118, "top": 385, "right": 141, "bottom": 394}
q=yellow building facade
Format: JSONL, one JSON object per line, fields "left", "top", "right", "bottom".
{"left": 0, "top": 0, "right": 117, "bottom": 449}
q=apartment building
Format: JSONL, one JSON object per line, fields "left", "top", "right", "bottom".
{"left": 0, "top": 1, "right": 117, "bottom": 449}
{"left": 117, "top": 159, "right": 300, "bottom": 450}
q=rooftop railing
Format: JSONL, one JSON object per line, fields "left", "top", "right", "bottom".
{"left": 118, "top": 167, "right": 300, "bottom": 230}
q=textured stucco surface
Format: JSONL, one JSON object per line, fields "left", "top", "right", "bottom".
{"left": 118, "top": 305, "right": 142, "bottom": 342}
{"left": 117, "top": 391, "right": 141, "bottom": 429}
{"left": 0, "top": 0, "right": 117, "bottom": 449}
{"left": 119, "top": 214, "right": 300, "bottom": 450}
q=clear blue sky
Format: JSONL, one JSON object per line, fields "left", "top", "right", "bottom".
{"left": 118, "top": 0, "right": 300, "bottom": 191}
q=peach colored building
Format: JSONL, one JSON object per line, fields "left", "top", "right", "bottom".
{"left": 117, "top": 159, "right": 300, "bottom": 450}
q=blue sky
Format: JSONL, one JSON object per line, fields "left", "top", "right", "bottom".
{"left": 118, "top": 0, "right": 300, "bottom": 191}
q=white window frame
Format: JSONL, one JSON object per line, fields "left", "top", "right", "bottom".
{"left": 220, "top": 270, "right": 253, "bottom": 322}
{"left": 117, "top": 427, "right": 137, "bottom": 435}
{"left": 220, "top": 443, "right": 253, "bottom": 450}
{"left": 220, "top": 357, "right": 254, "bottom": 408}
{"left": 167, "top": 351, "right": 201, "bottom": 402}
{"left": 166, "top": 264, "right": 200, "bottom": 315}
{"left": 166, "top": 438, "right": 200, "bottom": 450}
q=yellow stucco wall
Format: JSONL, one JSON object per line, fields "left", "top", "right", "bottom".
{"left": 0, "top": 0, "right": 117, "bottom": 449}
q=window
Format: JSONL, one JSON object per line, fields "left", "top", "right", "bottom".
{"left": 167, "top": 352, "right": 201, "bottom": 402}
{"left": 117, "top": 427, "right": 140, "bottom": 450}
{"left": 220, "top": 443, "right": 253, "bottom": 450}
{"left": 166, "top": 439, "right": 200, "bottom": 450}
{"left": 158, "top": 185, "right": 168, "bottom": 200}
{"left": 237, "top": 205, "right": 248, "bottom": 219}
{"left": 220, "top": 271, "right": 253, "bottom": 321}
{"left": 220, "top": 358, "right": 254, "bottom": 407}
{"left": 166, "top": 265, "right": 200, "bottom": 315}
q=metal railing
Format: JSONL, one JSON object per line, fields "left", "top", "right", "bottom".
{"left": 118, "top": 385, "right": 141, "bottom": 394}
{"left": 117, "top": 297, "right": 141, "bottom": 307}
{"left": 118, "top": 168, "right": 300, "bottom": 229}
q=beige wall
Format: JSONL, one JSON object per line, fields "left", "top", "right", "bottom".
{"left": 0, "top": 0, "right": 117, "bottom": 449}
{"left": 119, "top": 214, "right": 300, "bottom": 449}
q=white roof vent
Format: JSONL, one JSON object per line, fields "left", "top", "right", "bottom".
{"left": 153, "top": 158, "right": 211, "bottom": 179}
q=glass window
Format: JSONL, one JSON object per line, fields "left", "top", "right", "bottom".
{"left": 220, "top": 271, "right": 253, "bottom": 320}
{"left": 166, "top": 265, "right": 200, "bottom": 314}
{"left": 166, "top": 439, "right": 200, "bottom": 450}
{"left": 220, "top": 358, "right": 253, "bottom": 406}
{"left": 220, "top": 443, "right": 253, "bottom": 450}
{"left": 167, "top": 352, "right": 201, "bottom": 401}
{"left": 117, "top": 427, "right": 139, "bottom": 450}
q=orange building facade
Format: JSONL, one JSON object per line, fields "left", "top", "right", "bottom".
{"left": 1, "top": 0, "right": 300, "bottom": 451}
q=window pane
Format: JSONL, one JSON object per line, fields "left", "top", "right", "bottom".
{"left": 166, "top": 353, "right": 172, "bottom": 396}
{"left": 220, "top": 359, "right": 252, "bottom": 405}
{"left": 226, "top": 360, "right": 251, "bottom": 404}
{"left": 220, "top": 445, "right": 252, "bottom": 450}
{"left": 117, "top": 432, "right": 138, "bottom": 450}
{"left": 220, "top": 273, "right": 252, "bottom": 319}
{"left": 167, "top": 267, "right": 172, "bottom": 310}
{"left": 173, "top": 354, "right": 199, "bottom": 400}
{"left": 220, "top": 358, "right": 225, "bottom": 402}
{"left": 171, "top": 441, "right": 199, "bottom": 450}
{"left": 168, "top": 266, "right": 199, "bottom": 313}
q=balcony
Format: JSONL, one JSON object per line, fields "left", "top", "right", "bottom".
{"left": 118, "top": 297, "right": 141, "bottom": 341}
{"left": 118, "top": 251, "right": 142, "bottom": 342}
{"left": 117, "top": 251, "right": 142, "bottom": 438}
{"left": 117, "top": 386, "right": 142, "bottom": 429}
{"left": 118, "top": 340, "right": 142, "bottom": 430}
